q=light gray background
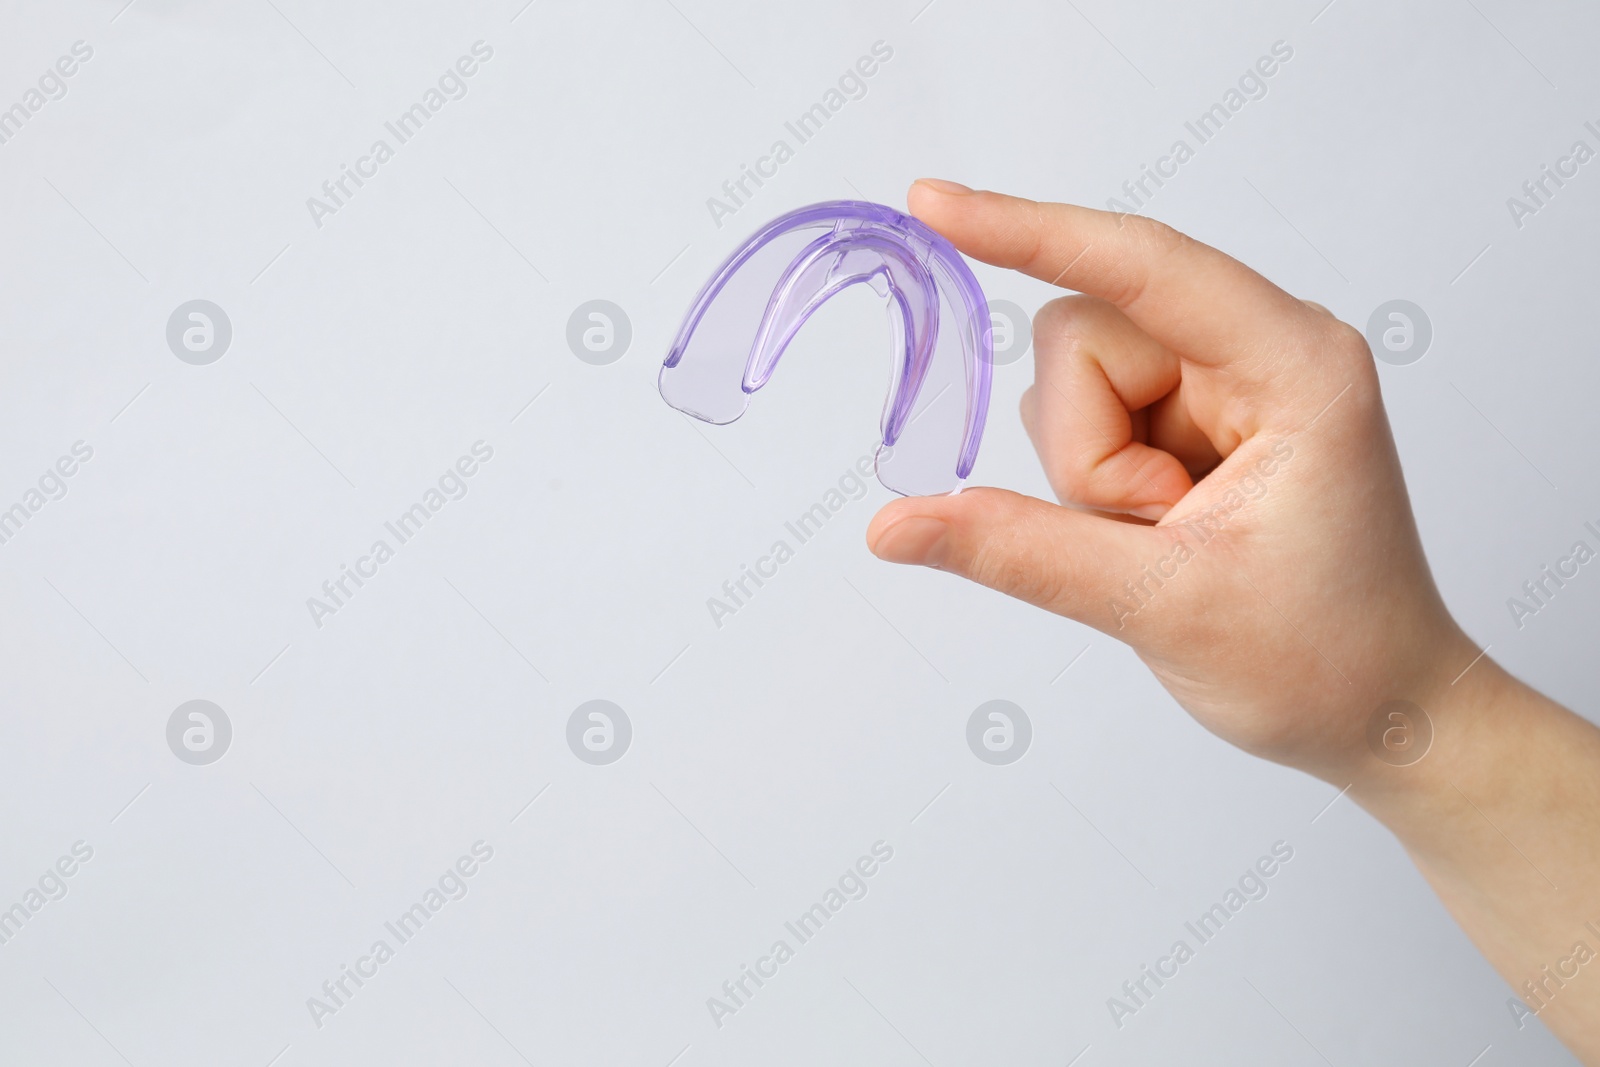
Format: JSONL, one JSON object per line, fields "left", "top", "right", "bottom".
{"left": 1, "top": 0, "right": 1596, "bottom": 1064}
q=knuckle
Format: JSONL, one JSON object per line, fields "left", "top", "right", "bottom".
{"left": 1287, "top": 317, "right": 1384, "bottom": 420}
{"left": 1102, "top": 216, "right": 1189, "bottom": 309}
{"left": 1068, "top": 442, "right": 1119, "bottom": 490}
{"left": 1326, "top": 319, "right": 1370, "bottom": 361}
{"left": 968, "top": 508, "right": 1070, "bottom": 609}
{"left": 1032, "top": 295, "right": 1114, "bottom": 355}
{"left": 1136, "top": 216, "right": 1190, "bottom": 258}
{"left": 1317, "top": 318, "right": 1385, "bottom": 388}
{"left": 977, "top": 541, "right": 1066, "bottom": 609}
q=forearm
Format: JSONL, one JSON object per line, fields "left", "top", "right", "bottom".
{"left": 1351, "top": 658, "right": 1600, "bottom": 1060}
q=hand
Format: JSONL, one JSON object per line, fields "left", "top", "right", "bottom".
{"left": 869, "top": 180, "right": 1474, "bottom": 781}
{"left": 869, "top": 180, "right": 1600, "bottom": 1062}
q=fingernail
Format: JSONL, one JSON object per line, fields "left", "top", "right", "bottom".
{"left": 872, "top": 516, "right": 948, "bottom": 566}
{"left": 1131, "top": 503, "right": 1171, "bottom": 521}
{"left": 913, "top": 178, "right": 973, "bottom": 195}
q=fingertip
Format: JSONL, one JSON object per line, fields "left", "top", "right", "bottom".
{"left": 867, "top": 507, "right": 949, "bottom": 567}
{"left": 907, "top": 178, "right": 976, "bottom": 222}
{"left": 909, "top": 177, "right": 974, "bottom": 199}
{"left": 865, "top": 498, "right": 911, "bottom": 549}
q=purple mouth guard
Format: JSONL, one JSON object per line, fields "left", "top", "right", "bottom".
{"left": 659, "top": 200, "right": 993, "bottom": 497}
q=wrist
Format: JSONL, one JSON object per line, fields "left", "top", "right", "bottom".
{"left": 1346, "top": 645, "right": 1507, "bottom": 815}
{"left": 1342, "top": 648, "right": 1578, "bottom": 862}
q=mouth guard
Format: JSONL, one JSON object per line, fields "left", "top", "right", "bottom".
{"left": 659, "top": 199, "right": 992, "bottom": 497}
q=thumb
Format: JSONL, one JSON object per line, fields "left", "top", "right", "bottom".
{"left": 866, "top": 487, "right": 1158, "bottom": 634}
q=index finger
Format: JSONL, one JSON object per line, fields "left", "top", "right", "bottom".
{"left": 907, "top": 181, "right": 1319, "bottom": 370}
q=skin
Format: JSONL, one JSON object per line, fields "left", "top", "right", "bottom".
{"left": 869, "top": 179, "right": 1600, "bottom": 1061}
